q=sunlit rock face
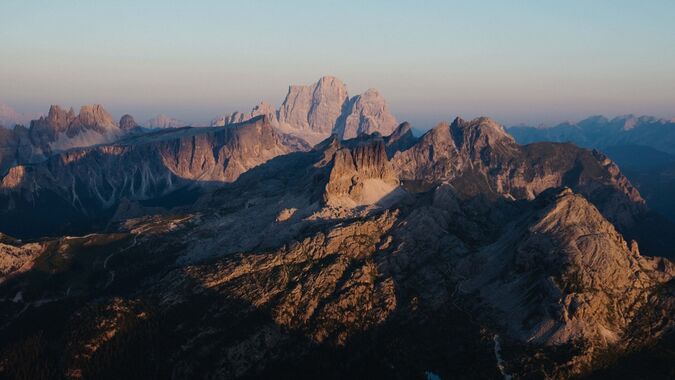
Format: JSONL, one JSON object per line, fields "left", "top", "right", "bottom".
{"left": 119, "top": 114, "right": 139, "bottom": 130}
{"left": 0, "top": 115, "right": 310, "bottom": 237}
{"left": 338, "top": 88, "right": 398, "bottom": 140}
{"left": 323, "top": 137, "right": 400, "bottom": 207}
{"left": 221, "top": 76, "right": 399, "bottom": 145}
{"left": 0, "top": 104, "right": 126, "bottom": 174}
{"left": 278, "top": 76, "right": 349, "bottom": 137}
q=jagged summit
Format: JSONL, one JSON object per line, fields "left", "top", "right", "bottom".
{"left": 457, "top": 185, "right": 673, "bottom": 348}
{"left": 119, "top": 114, "right": 139, "bottom": 130}
{"left": 221, "top": 76, "right": 398, "bottom": 145}
{"left": 29, "top": 103, "right": 121, "bottom": 150}
{"left": 220, "top": 101, "right": 276, "bottom": 126}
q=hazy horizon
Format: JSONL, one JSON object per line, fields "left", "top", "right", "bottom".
{"left": 1, "top": 0, "right": 674, "bottom": 128}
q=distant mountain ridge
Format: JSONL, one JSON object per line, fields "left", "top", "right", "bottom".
{"left": 0, "top": 104, "right": 127, "bottom": 175}
{"left": 508, "top": 114, "right": 675, "bottom": 154}
{"left": 144, "top": 114, "right": 188, "bottom": 129}
{"left": 507, "top": 115, "right": 675, "bottom": 225}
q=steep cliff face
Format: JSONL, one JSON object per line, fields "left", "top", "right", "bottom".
{"left": 391, "top": 117, "right": 645, "bottom": 230}
{"left": 0, "top": 104, "right": 126, "bottom": 175}
{"left": 337, "top": 89, "right": 399, "bottom": 140}
{"left": 30, "top": 105, "right": 121, "bottom": 151}
{"left": 225, "top": 76, "right": 399, "bottom": 145}
{"left": 456, "top": 188, "right": 673, "bottom": 348}
{"left": 323, "top": 137, "right": 400, "bottom": 207}
{"left": 0, "top": 116, "right": 310, "bottom": 238}
{"left": 278, "top": 76, "right": 349, "bottom": 137}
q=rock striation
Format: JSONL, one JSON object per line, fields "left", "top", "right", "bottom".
{"left": 323, "top": 136, "right": 400, "bottom": 207}
{"left": 337, "top": 88, "right": 398, "bottom": 139}
{"left": 0, "top": 116, "right": 310, "bottom": 238}
{"left": 392, "top": 117, "right": 644, "bottom": 230}
{"left": 223, "top": 76, "right": 399, "bottom": 144}
{"left": 456, "top": 187, "right": 673, "bottom": 348}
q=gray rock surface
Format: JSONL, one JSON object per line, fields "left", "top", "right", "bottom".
{"left": 225, "top": 76, "right": 399, "bottom": 144}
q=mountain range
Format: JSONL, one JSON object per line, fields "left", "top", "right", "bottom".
{"left": 509, "top": 116, "right": 675, "bottom": 224}
{"left": 0, "top": 77, "right": 674, "bottom": 379}
{"left": 508, "top": 115, "right": 675, "bottom": 154}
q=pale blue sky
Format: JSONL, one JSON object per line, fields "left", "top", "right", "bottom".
{"left": 1, "top": 0, "right": 674, "bottom": 127}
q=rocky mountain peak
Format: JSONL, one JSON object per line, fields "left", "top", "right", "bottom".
{"left": 338, "top": 87, "right": 398, "bottom": 140}
{"left": 454, "top": 185, "right": 674, "bottom": 356}
{"left": 221, "top": 76, "right": 399, "bottom": 145}
{"left": 119, "top": 114, "right": 139, "bottom": 130}
{"left": 445, "top": 116, "right": 518, "bottom": 163}
{"left": 45, "top": 104, "right": 77, "bottom": 133}
{"left": 384, "top": 122, "right": 417, "bottom": 156}
{"left": 1, "top": 105, "right": 673, "bottom": 379}
{"left": 31, "top": 104, "right": 121, "bottom": 144}
{"left": 76, "top": 104, "right": 117, "bottom": 131}
{"left": 278, "top": 75, "right": 349, "bottom": 137}
{"left": 323, "top": 136, "right": 400, "bottom": 207}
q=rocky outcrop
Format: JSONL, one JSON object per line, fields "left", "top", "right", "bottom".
{"left": 384, "top": 122, "right": 416, "bottom": 156}
{"left": 391, "top": 117, "right": 645, "bottom": 230}
{"left": 277, "top": 76, "right": 349, "bottom": 138}
{"left": 0, "top": 233, "right": 43, "bottom": 281}
{"left": 224, "top": 76, "right": 399, "bottom": 144}
{"left": 337, "top": 89, "right": 398, "bottom": 139}
{"left": 456, "top": 187, "right": 673, "bottom": 349}
{"left": 323, "top": 137, "right": 400, "bottom": 207}
{"left": 0, "top": 104, "right": 125, "bottom": 175}
{"left": 182, "top": 210, "right": 399, "bottom": 346}
{"left": 28, "top": 104, "right": 121, "bottom": 151}
{"left": 119, "top": 114, "right": 139, "bottom": 130}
